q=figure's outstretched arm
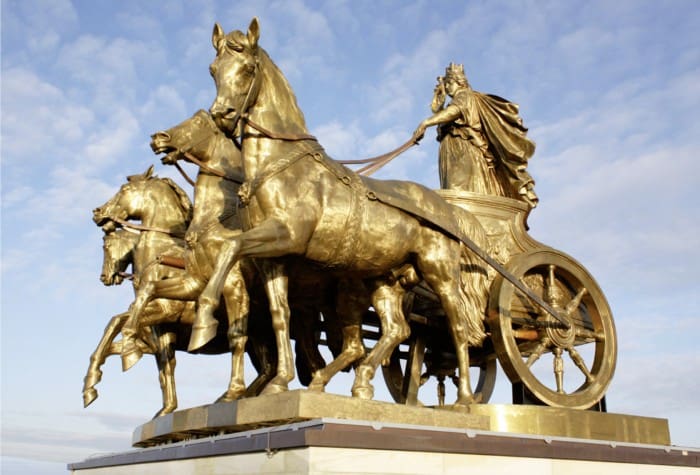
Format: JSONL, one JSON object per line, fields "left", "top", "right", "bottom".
{"left": 412, "top": 104, "right": 461, "bottom": 143}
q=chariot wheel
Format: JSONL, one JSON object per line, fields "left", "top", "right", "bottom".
{"left": 381, "top": 340, "right": 497, "bottom": 406}
{"left": 488, "top": 249, "right": 616, "bottom": 409}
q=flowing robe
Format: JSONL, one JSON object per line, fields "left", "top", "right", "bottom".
{"left": 437, "top": 88, "right": 536, "bottom": 204}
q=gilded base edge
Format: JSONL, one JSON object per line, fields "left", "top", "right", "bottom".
{"left": 132, "top": 390, "right": 670, "bottom": 448}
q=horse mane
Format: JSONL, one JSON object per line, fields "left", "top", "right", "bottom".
{"left": 160, "top": 177, "right": 193, "bottom": 224}
{"left": 256, "top": 47, "right": 309, "bottom": 130}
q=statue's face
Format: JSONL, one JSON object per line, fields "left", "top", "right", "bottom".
{"left": 445, "top": 78, "right": 459, "bottom": 96}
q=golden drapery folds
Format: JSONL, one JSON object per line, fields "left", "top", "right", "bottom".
{"left": 437, "top": 87, "right": 538, "bottom": 207}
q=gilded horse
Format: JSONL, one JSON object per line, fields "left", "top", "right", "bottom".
{"left": 84, "top": 228, "right": 200, "bottom": 417}
{"left": 91, "top": 167, "right": 277, "bottom": 410}
{"left": 197, "top": 18, "right": 489, "bottom": 405}
{"left": 134, "top": 110, "right": 373, "bottom": 394}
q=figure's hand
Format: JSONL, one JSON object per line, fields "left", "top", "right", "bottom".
{"left": 431, "top": 76, "right": 446, "bottom": 112}
{"left": 412, "top": 122, "right": 427, "bottom": 143}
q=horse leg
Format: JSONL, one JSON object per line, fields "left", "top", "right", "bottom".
{"left": 121, "top": 275, "right": 201, "bottom": 371}
{"left": 309, "top": 281, "right": 368, "bottom": 392}
{"left": 258, "top": 260, "right": 295, "bottom": 395}
{"left": 244, "top": 329, "right": 277, "bottom": 397}
{"left": 418, "top": 248, "right": 485, "bottom": 407}
{"left": 352, "top": 280, "right": 410, "bottom": 400}
{"left": 193, "top": 218, "right": 310, "bottom": 351}
{"left": 83, "top": 311, "right": 129, "bottom": 407}
{"left": 153, "top": 329, "right": 178, "bottom": 418}
{"left": 191, "top": 240, "right": 242, "bottom": 351}
{"left": 217, "top": 263, "right": 250, "bottom": 402}
{"left": 292, "top": 304, "right": 326, "bottom": 387}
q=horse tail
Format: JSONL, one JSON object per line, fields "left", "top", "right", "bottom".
{"left": 452, "top": 207, "right": 489, "bottom": 347}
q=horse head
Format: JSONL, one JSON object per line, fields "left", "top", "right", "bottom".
{"left": 93, "top": 165, "right": 192, "bottom": 234}
{"left": 208, "top": 18, "right": 260, "bottom": 136}
{"left": 93, "top": 165, "right": 156, "bottom": 231}
{"left": 150, "top": 110, "right": 225, "bottom": 165}
{"left": 100, "top": 230, "right": 138, "bottom": 286}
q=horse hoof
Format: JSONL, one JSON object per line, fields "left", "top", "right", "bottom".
{"left": 307, "top": 373, "right": 326, "bottom": 392}
{"left": 454, "top": 392, "right": 482, "bottom": 408}
{"left": 153, "top": 406, "right": 176, "bottom": 419}
{"left": 216, "top": 390, "right": 244, "bottom": 403}
{"left": 261, "top": 382, "right": 288, "bottom": 396}
{"left": 121, "top": 344, "right": 143, "bottom": 372}
{"left": 307, "top": 382, "right": 325, "bottom": 392}
{"left": 188, "top": 322, "right": 218, "bottom": 351}
{"left": 83, "top": 388, "right": 98, "bottom": 407}
{"left": 351, "top": 385, "right": 374, "bottom": 400}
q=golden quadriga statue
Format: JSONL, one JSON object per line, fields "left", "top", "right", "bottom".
{"left": 86, "top": 19, "right": 618, "bottom": 432}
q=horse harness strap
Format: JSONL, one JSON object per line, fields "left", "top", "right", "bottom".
{"left": 243, "top": 116, "right": 318, "bottom": 142}
{"left": 238, "top": 144, "right": 325, "bottom": 205}
{"left": 182, "top": 152, "right": 244, "bottom": 184}
{"left": 110, "top": 216, "right": 185, "bottom": 239}
{"left": 173, "top": 161, "right": 196, "bottom": 187}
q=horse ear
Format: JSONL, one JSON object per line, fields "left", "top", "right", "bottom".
{"left": 145, "top": 164, "right": 155, "bottom": 179}
{"left": 212, "top": 23, "right": 224, "bottom": 51}
{"left": 247, "top": 17, "right": 260, "bottom": 48}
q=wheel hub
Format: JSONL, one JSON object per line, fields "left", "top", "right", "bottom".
{"left": 544, "top": 312, "right": 575, "bottom": 348}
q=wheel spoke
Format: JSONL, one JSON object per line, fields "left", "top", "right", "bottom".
{"left": 553, "top": 347, "right": 565, "bottom": 394}
{"left": 575, "top": 326, "right": 604, "bottom": 342}
{"left": 525, "top": 337, "right": 551, "bottom": 367}
{"left": 564, "top": 287, "right": 587, "bottom": 316}
{"left": 566, "top": 346, "right": 594, "bottom": 383}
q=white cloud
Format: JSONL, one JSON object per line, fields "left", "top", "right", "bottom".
{"left": 139, "top": 85, "right": 189, "bottom": 131}
{"left": 55, "top": 34, "right": 168, "bottom": 108}
{"left": 1, "top": 68, "right": 95, "bottom": 168}
{"left": 2, "top": 0, "right": 78, "bottom": 58}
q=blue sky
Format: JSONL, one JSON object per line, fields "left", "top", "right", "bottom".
{"left": 2, "top": 0, "right": 699, "bottom": 473}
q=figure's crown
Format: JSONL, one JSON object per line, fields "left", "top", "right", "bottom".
{"left": 445, "top": 63, "right": 465, "bottom": 80}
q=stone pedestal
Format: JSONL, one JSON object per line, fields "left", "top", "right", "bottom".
{"left": 69, "top": 418, "right": 698, "bottom": 474}
{"left": 69, "top": 392, "right": 697, "bottom": 473}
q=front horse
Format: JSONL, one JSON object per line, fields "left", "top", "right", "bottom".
{"left": 198, "top": 18, "right": 489, "bottom": 405}
{"left": 83, "top": 229, "right": 183, "bottom": 415}
{"left": 146, "top": 110, "right": 371, "bottom": 394}
{"left": 88, "top": 167, "right": 273, "bottom": 416}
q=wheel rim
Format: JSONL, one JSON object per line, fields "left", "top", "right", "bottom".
{"left": 381, "top": 344, "right": 497, "bottom": 405}
{"left": 488, "top": 249, "right": 616, "bottom": 409}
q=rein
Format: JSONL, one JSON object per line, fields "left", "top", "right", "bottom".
{"left": 218, "top": 49, "right": 418, "bottom": 177}
{"left": 173, "top": 161, "right": 196, "bottom": 186}
{"left": 347, "top": 137, "right": 420, "bottom": 175}
{"left": 242, "top": 115, "right": 318, "bottom": 142}
{"left": 108, "top": 216, "right": 185, "bottom": 239}
{"left": 182, "top": 151, "right": 245, "bottom": 184}
{"left": 242, "top": 113, "right": 418, "bottom": 175}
